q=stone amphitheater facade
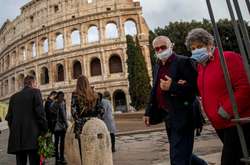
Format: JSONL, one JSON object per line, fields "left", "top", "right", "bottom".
{"left": 0, "top": 0, "right": 151, "bottom": 113}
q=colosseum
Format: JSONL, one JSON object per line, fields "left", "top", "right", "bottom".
{"left": 0, "top": 0, "right": 151, "bottom": 113}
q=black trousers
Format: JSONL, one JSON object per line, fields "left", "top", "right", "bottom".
{"left": 216, "top": 123, "right": 250, "bottom": 165}
{"left": 54, "top": 131, "right": 66, "bottom": 160}
{"left": 16, "top": 150, "right": 40, "bottom": 165}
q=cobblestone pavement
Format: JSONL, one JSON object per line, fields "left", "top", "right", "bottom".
{"left": 0, "top": 125, "right": 222, "bottom": 165}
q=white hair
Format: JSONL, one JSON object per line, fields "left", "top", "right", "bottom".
{"left": 152, "top": 36, "right": 172, "bottom": 48}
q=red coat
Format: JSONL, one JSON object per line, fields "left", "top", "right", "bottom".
{"left": 197, "top": 48, "right": 250, "bottom": 129}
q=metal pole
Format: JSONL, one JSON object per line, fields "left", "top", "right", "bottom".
{"left": 226, "top": 0, "right": 250, "bottom": 160}
{"left": 206, "top": 0, "right": 249, "bottom": 161}
{"left": 245, "top": 0, "right": 250, "bottom": 15}
{"left": 229, "top": 0, "right": 250, "bottom": 83}
{"left": 233, "top": 0, "right": 250, "bottom": 61}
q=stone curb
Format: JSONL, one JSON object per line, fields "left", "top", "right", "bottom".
{"left": 116, "top": 127, "right": 165, "bottom": 136}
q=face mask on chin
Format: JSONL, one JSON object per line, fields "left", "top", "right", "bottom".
{"left": 156, "top": 47, "right": 173, "bottom": 61}
{"left": 191, "top": 47, "right": 210, "bottom": 64}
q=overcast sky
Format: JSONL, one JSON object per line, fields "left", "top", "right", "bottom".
{"left": 0, "top": 0, "right": 249, "bottom": 30}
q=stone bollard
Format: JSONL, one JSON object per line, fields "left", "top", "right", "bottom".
{"left": 65, "top": 122, "right": 82, "bottom": 164}
{"left": 65, "top": 118, "right": 113, "bottom": 165}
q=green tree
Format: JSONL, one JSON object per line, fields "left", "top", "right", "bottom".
{"left": 150, "top": 19, "right": 244, "bottom": 55}
{"left": 126, "top": 35, "right": 151, "bottom": 110}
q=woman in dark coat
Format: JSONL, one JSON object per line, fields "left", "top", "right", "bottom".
{"left": 71, "top": 75, "right": 102, "bottom": 139}
{"left": 44, "top": 91, "right": 57, "bottom": 132}
{"left": 50, "top": 91, "right": 68, "bottom": 164}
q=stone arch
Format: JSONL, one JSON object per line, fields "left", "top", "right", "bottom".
{"left": 11, "top": 77, "right": 15, "bottom": 93}
{"left": 71, "top": 29, "right": 81, "bottom": 46}
{"left": 87, "top": 25, "right": 99, "bottom": 43}
{"left": 105, "top": 22, "right": 119, "bottom": 39}
{"left": 113, "top": 89, "right": 127, "bottom": 112}
{"left": 31, "top": 42, "right": 36, "bottom": 57}
{"left": 20, "top": 46, "right": 26, "bottom": 62}
{"left": 6, "top": 55, "right": 10, "bottom": 69}
{"left": 11, "top": 51, "right": 16, "bottom": 66}
{"left": 17, "top": 74, "right": 24, "bottom": 89}
{"left": 40, "top": 67, "right": 49, "bottom": 85}
{"left": 109, "top": 54, "right": 123, "bottom": 73}
{"left": 73, "top": 60, "right": 82, "bottom": 79}
{"left": 56, "top": 63, "right": 65, "bottom": 82}
{"left": 55, "top": 33, "right": 64, "bottom": 49}
{"left": 42, "top": 38, "right": 49, "bottom": 53}
{"left": 124, "top": 19, "right": 137, "bottom": 36}
{"left": 90, "top": 57, "right": 102, "bottom": 76}
{"left": 4, "top": 80, "right": 8, "bottom": 95}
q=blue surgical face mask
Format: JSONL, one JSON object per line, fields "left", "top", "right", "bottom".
{"left": 156, "top": 47, "right": 173, "bottom": 61}
{"left": 191, "top": 48, "right": 209, "bottom": 64}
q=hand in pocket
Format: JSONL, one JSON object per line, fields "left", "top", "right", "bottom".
{"left": 218, "top": 106, "right": 231, "bottom": 120}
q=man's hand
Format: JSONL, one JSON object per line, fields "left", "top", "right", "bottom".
{"left": 160, "top": 75, "right": 172, "bottom": 91}
{"left": 143, "top": 116, "right": 150, "bottom": 127}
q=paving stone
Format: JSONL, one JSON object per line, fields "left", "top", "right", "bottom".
{"left": 0, "top": 125, "right": 222, "bottom": 165}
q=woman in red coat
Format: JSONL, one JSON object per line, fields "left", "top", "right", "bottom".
{"left": 185, "top": 28, "right": 250, "bottom": 165}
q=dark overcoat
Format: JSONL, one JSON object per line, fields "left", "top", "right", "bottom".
{"left": 145, "top": 54, "right": 198, "bottom": 132}
{"left": 5, "top": 86, "right": 47, "bottom": 154}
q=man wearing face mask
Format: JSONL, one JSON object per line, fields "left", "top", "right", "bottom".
{"left": 144, "top": 36, "right": 207, "bottom": 165}
{"left": 186, "top": 28, "right": 250, "bottom": 165}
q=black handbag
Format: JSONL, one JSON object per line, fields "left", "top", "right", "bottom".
{"left": 54, "top": 108, "right": 66, "bottom": 132}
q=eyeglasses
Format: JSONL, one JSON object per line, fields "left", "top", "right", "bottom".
{"left": 154, "top": 45, "right": 167, "bottom": 52}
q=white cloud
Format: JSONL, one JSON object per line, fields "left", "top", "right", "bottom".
{"left": 140, "top": 0, "right": 250, "bottom": 29}
{"left": 0, "top": 0, "right": 249, "bottom": 30}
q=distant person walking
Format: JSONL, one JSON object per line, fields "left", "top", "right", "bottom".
{"left": 98, "top": 92, "right": 117, "bottom": 152}
{"left": 5, "top": 75, "right": 47, "bottom": 165}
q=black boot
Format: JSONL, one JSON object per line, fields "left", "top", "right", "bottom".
{"left": 110, "top": 133, "right": 116, "bottom": 152}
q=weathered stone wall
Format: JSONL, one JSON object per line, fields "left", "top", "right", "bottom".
{"left": 0, "top": 0, "right": 151, "bottom": 113}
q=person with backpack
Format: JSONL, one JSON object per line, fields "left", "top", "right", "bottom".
{"left": 50, "top": 91, "right": 68, "bottom": 164}
{"left": 98, "top": 92, "right": 116, "bottom": 152}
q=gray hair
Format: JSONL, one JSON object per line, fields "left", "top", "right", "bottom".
{"left": 152, "top": 36, "right": 172, "bottom": 48}
{"left": 185, "top": 28, "right": 214, "bottom": 49}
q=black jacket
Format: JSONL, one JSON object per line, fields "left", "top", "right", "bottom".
{"left": 5, "top": 86, "right": 47, "bottom": 154}
{"left": 45, "top": 98, "right": 54, "bottom": 131}
{"left": 145, "top": 54, "right": 198, "bottom": 131}
{"left": 50, "top": 101, "right": 68, "bottom": 132}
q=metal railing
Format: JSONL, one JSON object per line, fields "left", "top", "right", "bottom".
{"left": 205, "top": 0, "right": 250, "bottom": 164}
